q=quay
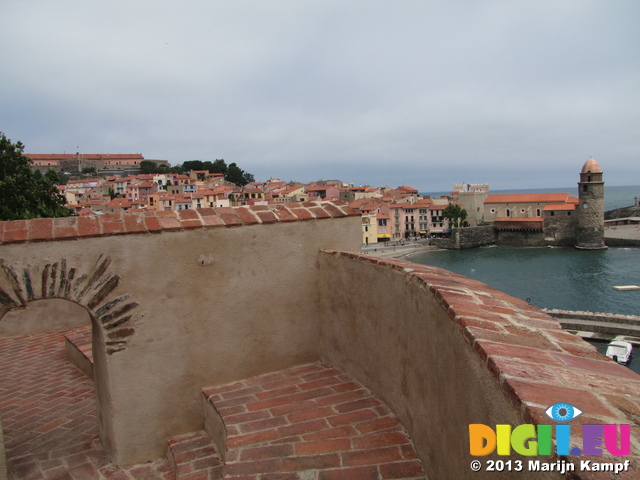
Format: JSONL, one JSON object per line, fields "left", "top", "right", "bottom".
{"left": 544, "top": 309, "right": 640, "bottom": 342}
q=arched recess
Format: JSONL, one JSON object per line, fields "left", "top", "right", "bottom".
{"left": 0, "top": 254, "right": 141, "bottom": 355}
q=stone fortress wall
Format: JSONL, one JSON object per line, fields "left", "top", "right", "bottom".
{"left": 0, "top": 202, "right": 638, "bottom": 478}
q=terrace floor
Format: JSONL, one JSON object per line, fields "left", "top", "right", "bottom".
{"left": 0, "top": 329, "right": 427, "bottom": 479}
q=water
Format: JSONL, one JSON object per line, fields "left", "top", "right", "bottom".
{"left": 408, "top": 246, "right": 640, "bottom": 373}
{"left": 423, "top": 184, "right": 640, "bottom": 212}
{"left": 409, "top": 246, "right": 640, "bottom": 315}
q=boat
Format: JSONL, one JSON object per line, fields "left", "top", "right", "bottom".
{"left": 605, "top": 341, "right": 633, "bottom": 365}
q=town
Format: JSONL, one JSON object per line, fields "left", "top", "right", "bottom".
{"left": 25, "top": 152, "right": 599, "bottom": 248}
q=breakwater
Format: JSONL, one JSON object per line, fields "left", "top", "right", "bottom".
{"left": 544, "top": 309, "right": 640, "bottom": 339}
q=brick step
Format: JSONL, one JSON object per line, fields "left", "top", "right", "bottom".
{"left": 64, "top": 325, "right": 93, "bottom": 379}
{"left": 202, "top": 362, "right": 427, "bottom": 479}
{"left": 167, "top": 430, "right": 224, "bottom": 480}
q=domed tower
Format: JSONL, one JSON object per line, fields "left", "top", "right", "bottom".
{"left": 575, "top": 157, "right": 606, "bottom": 249}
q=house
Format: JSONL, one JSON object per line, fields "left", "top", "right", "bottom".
{"left": 269, "top": 185, "right": 307, "bottom": 204}
{"left": 450, "top": 183, "right": 489, "bottom": 226}
{"left": 306, "top": 185, "right": 341, "bottom": 202}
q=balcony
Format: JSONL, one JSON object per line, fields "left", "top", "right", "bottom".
{"left": 0, "top": 203, "right": 638, "bottom": 479}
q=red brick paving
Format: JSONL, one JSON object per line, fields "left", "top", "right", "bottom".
{"left": 1, "top": 333, "right": 427, "bottom": 479}
{"left": 0, "top": 330, "right": 173, "bottom": 479}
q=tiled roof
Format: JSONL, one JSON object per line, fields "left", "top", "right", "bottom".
{"left": 485, "top": 193, "right": 570, "bottom": 204}
{"left": 543, "top": 204, "right": 576, "bottom": 211}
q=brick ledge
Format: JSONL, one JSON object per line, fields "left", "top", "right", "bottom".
{"left": 0, "top": 201, "right": 358, "bottom": 245}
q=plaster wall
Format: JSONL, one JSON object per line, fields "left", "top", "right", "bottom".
{"left": 0, "top": 298, "right": 90, "bottom": 337}
{"left": 0, "top": 417, "right": 6, "bottom": 480}
{"left": 0, "top": 215, "right": 361, "bottom": 466}
{"left": 318, "top": 254, "right": 522, "bottom": 479}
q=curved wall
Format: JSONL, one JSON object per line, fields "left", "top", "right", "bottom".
{"left": 318, "top": 251, "right": 640, "bottom": 479}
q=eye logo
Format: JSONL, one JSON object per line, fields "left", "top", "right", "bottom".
{"left": 545, "top": 403, "right": 583, "bottom": 422}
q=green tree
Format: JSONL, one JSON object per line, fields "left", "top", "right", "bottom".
{"left": 443, "top": 203, "right": 468, "bottom": 229}
{"left": 225, "top": 162, "right": 252, "bottom": 186}
{"left": 140, "top": 160, "right": 158, "bottom": 174}
{"left": 0, "top": 133, "right": 73, "bottom": 221}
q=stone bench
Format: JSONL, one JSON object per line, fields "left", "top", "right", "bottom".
{"left": 201, "top": 362, "right": 427, "bottom": 479}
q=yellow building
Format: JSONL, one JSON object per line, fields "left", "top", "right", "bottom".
{"left": 361, "top": 214, "right": 378, "bottom": 245}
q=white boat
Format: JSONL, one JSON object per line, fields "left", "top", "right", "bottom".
{"left": 605, "top": 341, "right": 633, "bottom": 365}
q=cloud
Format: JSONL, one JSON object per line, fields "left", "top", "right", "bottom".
{"left": 2, "top": 0, "right": 639, "bottom": 191}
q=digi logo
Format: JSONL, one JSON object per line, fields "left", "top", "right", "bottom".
{"left": 469, "top": 403, "right": 630, "bottom": 457}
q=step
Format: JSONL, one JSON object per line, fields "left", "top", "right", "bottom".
{"left": 64, "top": 325, "right": 93, "bottom": 379}
{"left": 167, "top": 430, "right": 224, "bottom": 480}
{"left": 202, "top": 362, "right": 427, "bottom": 479}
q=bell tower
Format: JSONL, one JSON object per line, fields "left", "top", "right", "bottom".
{"left": 575, "top": 157, "right": 606, "bottom": 249}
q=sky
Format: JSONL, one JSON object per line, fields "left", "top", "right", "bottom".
{"left": 2, "top": 1, "right": 639, "bottom": 193}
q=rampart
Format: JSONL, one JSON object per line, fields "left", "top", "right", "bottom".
{"left": 0, "top": 203, "right": 639, "bottom": 478}
{"left": 430, "top": 225, "right": 496, "bottom": 250}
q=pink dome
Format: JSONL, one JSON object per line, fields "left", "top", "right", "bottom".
{"left": 581, "top": 157, "right": 602, "bottom": 174}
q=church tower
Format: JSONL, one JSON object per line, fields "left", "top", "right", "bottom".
{"left": 575, "top": 157, "right": 606, "bottom": 249}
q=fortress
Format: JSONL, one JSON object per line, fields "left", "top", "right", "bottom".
{"left": 443, "top": 158, "right": 608, "bottom": 250}
{"left": 0, "top": 199, "right": 638, "bottom": 478}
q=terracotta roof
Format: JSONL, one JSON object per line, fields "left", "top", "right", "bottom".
{"left": 543, "top": 204, "right": 576, "bottom": 211}
{"left": 25, "top": 153, "right": 144, "bottom": 160}
{"left": 484, "top": 193, "right": 570, "bottom": 204}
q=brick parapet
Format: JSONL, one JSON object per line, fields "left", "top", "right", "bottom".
{"left": 0, "top": 201, "right": 359, "bottom": 245}
{"left": 322, "top": 251, "right": 640, "bottom": 475}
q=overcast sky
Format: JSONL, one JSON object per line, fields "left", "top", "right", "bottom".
{"left": 2, "top": 1, "right": 639, "bottom": 192}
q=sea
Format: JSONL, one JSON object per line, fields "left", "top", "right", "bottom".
{"left": 411, "top": 184, "right": 640, "bottom": 372}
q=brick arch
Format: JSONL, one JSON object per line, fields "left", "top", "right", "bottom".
{"left": 0, "top": 254, "right": 139, "bottom": 354}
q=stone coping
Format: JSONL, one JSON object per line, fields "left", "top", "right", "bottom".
{"left": 323, "top": 251, "right": 640, "bottom": 471}
{"left": 0, "top": 202, "right": 359, "bottom": 245}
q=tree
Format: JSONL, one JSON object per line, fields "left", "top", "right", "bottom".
{"left": 225, "top": 162, "right": 252, "bottom": 186}
{"left": 0, "top": 133, "right": 73, "bottom": 221}
{"left": 170, "top": 158, "right": 254, "bottom": 185}
{"left": 443, "top": 204, "right": 468, "bottom": 229}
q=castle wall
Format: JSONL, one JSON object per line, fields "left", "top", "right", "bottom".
{"left": 543, "top": 210, "right": 577, "bottom": 246}
{"left": 0, "top": 204, "right": 361, "bottom": 466}
{"left": 495, "top": 230, "right": 546, "bottom": 247}
{"left": 1, "top": 200, "right": 639, "bottom": 476}
{"left": 318, "top": 252, "right": 640, "bottom": 479}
